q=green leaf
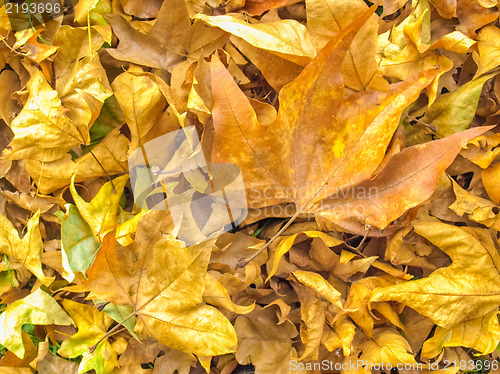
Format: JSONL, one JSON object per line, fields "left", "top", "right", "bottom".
{"left": 89, "top": 96, "right": 125, "bottom": 143}
{"left": 421, "top": 73, "right": 495, "bottom": 138}
{"left": 56, "top": 204, "right": 101, "bottom": 282}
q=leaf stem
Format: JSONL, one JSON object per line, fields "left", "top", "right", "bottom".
{"left": 89, "top": 150, "right": 116, "bottom": 193}
{"left": 236, "top": 206, "right": 302, "bottom": 268}
{"left": 89, "top": 311, "right": 135, "bottom": 353}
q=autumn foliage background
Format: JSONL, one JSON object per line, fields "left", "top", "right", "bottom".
{"left": 0, "top": 0, "right": 500, "bottom": 372}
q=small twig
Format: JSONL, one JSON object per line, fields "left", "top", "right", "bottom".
{"left": 343, "top": 227, "right": 371, "bottom": 257}
{"left": 89, "top": 150, "right": 116, "bottom": 193}
{"left": 404, "top": 114, "right": 436, "bottom": 132}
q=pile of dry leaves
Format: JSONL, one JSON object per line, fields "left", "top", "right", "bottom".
{"left": 1, "top": 0, "right": 500, "bottom": 372}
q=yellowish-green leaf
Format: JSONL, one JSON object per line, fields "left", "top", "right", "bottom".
{"left": 70, "top": 174, "right": 129, "bottom": 242}
{"left": 78, "top": 339, "right": 119, "bottom": 374}
{"left": 421, "top": 73, "right": 495, "bottom": 138}
{"left": 56, "top": 204, "right": 100, "bottom": 282}
{"left": 58, "top": 299, "right": 113, "bottom": 359}
{"left": 0, "top": 289, "right": 73, "bottom": 359}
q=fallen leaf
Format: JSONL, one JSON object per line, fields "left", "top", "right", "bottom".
{"left": 268, "top": 231, "right": 343, "bottom": 280}
{"left": 55, "top": 204, "right": 100, "bottom": 281}
{"left": 482, "top": 162, "right": 500, "bottom": 204}
{"left": 82, "top": 213, "right": 238, "bottom": 356}
{"left": 112, "top": 68, "right": 166, "bottom": 154}
{"left": 106, "top": 0, "right": 190, "bottom": 70}
{"left": 234, "top": 307, "right": 299, "bottom": 374}
{"left": 0, "top": 288, "right": 73, "bottom": 359}
{"left": 359, "top": 328, "right": 417, "bottom": 366}
{"left": 292, "top": 270, "right": 343, "bottom": 310}
{"left": 0, "top": 211, "right": 53, "bottom": 285}
{"left": 70, "top": 174, "right": 129, "bottom": 242}
{"left": 420, "top": 73, "right": 495, "bottom": 137}
{"left": 4, "top": 71, "right": 87, "bottom": 162}
{"left": 58, "top": 299, "right": 114, "bottom": 359}
{"left": 210, "top": 9, "right": 437, "bottom": 214}
{"left": 371, "top": 221, "right": 500, "bottom": 329}
{"left": 315, "top": 126, "right": 492, "bottom": 234}
{"left": 305, "top": 0, "right": 388, "bottom": 91}
{"left": 196, "top": 14, "right": 316, "bottom": 66}
{"left": 422, "top": 311, "right": 500, "bottom": 358}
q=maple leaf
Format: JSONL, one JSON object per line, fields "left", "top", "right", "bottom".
{"left": 25, "top": 128, "right": 129, "bottom": 194}
{"left": 315, "top": 126, "right": 492, "bottom": 234}
{"left": 370, "top": 221, "right": 500, "bottom": 329}
{"left": 80, "top": 212, "right": 237, "bottom": 356}
{"left": 3, "top": 72, "right": 87, "bottom": 162}
{"left": 0, "top": 289, "right": 73, "bottom": 359}
{"left": 422, "top": 311, "right": 500, "bottom": 358}
{"left": 52, "top": 26, "right": 113, "bottom": 131}
{"left": 305, "top": 0, "right": 388, "bottom": 91}
{"left": 58, "top": 300, "right": 119, "bottom": 374}
{"left": 359, "top": 328, "right": 417, "bottom": 366}
{"left": 0, "top": 211, "right": 53, "bottom": 286}
{"left": 234, "top": 307, "right": 299, "bottom": 374}
{"left": 112, "top": 67, "right": 167, "bottom": 154}
{"left": 473, "top": 25, "right": 500, "bottom": 77}
{"left": 196, "top": 13, "right": 317, "bottom": 66}
{"left": 210, "top": 8, "right": 437, "bottom": 215}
